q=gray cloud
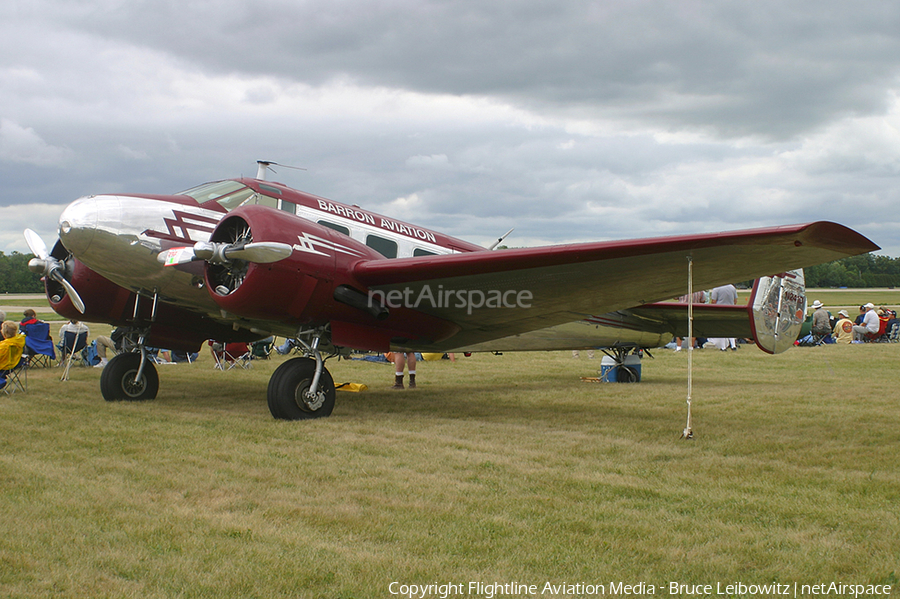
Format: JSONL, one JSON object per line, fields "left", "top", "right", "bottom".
{"left": 52, "top": 0, "right": 900, "bottom": 138}
{"left": 2, "top": 0, "right": 899, "bottom": 257}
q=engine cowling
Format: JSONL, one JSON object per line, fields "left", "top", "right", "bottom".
{"left": 202, "top": 205, "right": 459, "bottom": 350}
{"left": 45, "top": 243, "right": 255, "bottom": 351}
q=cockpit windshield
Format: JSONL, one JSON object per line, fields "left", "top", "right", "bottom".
{"left": 180, "top": 180, "right": 257, "bottom": 212}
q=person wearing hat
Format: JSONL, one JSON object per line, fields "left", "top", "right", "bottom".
{"left": 810, "top": 300, "right": 832, "bottom": 338}
{"left": 852, "top": 303, "right": 880, "bottom": 342}
{"left": 832, "top": 309, "right": 855, "bottom": 344}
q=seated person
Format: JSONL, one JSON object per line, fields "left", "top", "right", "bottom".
{"left": 832, "top": 310, "right": 854, "bottom": 344}
{"left": 19, "top": 309, "right": 55, "bottom": 361}
{"left": 852, "top": 303, "right": 880, "bottom": 341}
{"left": 883, "top": 308, "right": 899, "bottom": 337}
{"left": 0, "top": 320, "right": 26, "bottom": 389}
{"left": 57, "top": 319, "right": 90, "bottom": 358}
{"left": 19, "top": 309, "right": 38, "bottom": 329}
{"left": 171, "top": 350, "right": 199, "bottom": 363}
{"left": 810, "top": 300, "right": 832, "bottom": 337}
{"left": 93, "top": 326, "right": 132, "bottom": 367}
{"left": 275, "top": 338, "right": 300, "bottom": 355}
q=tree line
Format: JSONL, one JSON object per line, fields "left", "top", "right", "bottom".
{"left": 803, "top": 254, "right": 900, "bottom": 288}
{"left": 1, "top": 250, "right": 899, "bottom": 294}
{"left": 0, "top": 252, "right": 46, "bottom": 294}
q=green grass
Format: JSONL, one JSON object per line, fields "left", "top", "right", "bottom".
{"left": 2, "top": 342, "right": 899, "bottom": 597}
{"left": 1, "top": 292, "right": 898, "bottom": 597}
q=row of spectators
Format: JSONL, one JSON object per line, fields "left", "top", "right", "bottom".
{"left": 810, "top": 301, "right": 898, "bottom": 344}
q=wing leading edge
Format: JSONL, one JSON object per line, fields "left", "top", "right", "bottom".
{"left": 352, "top": 221, "right": 878, "bottom": 351}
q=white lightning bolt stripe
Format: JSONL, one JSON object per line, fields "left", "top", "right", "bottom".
{"left": 292, "top": 232, "right": 369, "bottom": 257}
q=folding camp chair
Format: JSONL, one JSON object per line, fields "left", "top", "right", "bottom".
{"left": 59, "top": 330, "right": 88, "bottom": 381}
{"left": 250, "top": 337, "right": 274, "bottom": 360}
{"left": 22, "top": 321, "right": 55, "bottom": 368}
{"left": 211, "top": 342, "right": 251, "bottom": 370}
{"left": 1, "top": 355, "right": 27, "bottom": 395}
{"left": 865, "top": 317, "right": 890, "bottom": 343}
{"left": 887, "top": 322, "right": 900, "bottom": 343}
{"left": 810, "top": 332, "right": 831, "bottom": 346}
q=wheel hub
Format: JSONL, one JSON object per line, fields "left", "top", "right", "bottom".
{"left": 122, "top": 370, "right": 147, "bottom": 398}
{"left": 295, "top": 384, "right": 325, "bottom": 411}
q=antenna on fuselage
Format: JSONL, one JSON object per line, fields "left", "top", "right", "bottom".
{"left": 487, "top": 228, "right": 515, "bottom": 250}
{"left": 256, "top": 160, "right": 307, "bottom": 180}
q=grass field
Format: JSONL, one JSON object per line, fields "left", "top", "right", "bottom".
{"left": 0, "top": 293, "right": 898, "bottom": 598}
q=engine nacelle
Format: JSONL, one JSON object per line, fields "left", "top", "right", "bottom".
{"left": 46, "top": 242, "right": 258, "bottom": 352}
{"left": 203, "top": 205, "right": 459, "bottom": 350}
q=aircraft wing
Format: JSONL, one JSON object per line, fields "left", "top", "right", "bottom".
{"left": 352, "top": 221, "right": 878, "bottom": 350}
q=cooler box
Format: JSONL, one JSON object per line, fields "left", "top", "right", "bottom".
{"left": 599, "top": 354, "right": 642, "bottom": 383}
{"left": 599, "top": 356, "right": 618, "bottom": 382}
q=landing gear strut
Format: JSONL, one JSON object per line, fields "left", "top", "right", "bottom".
{"left": 100, "top": 293, "right": 160, "bottom": 402}
{"left": 266, "top": 333, "right": 336, "bottom": 420}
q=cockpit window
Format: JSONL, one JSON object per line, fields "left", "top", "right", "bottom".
{"left": 180, "top": 181, "right": 257, "bottom": 211}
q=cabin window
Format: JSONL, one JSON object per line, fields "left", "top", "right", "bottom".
{"left": 215, "top": 190, "right": 257, "bottom": 211}
{"left": 318, "top": 220, "right": 350, "bottom": 236}
{"left": 183, "top": 181, "right": 257, "bottom": 211}
{"left": 279, "top": 201, "right": 296, "bottom": 215}
{"left": 366, "top": 234, "right": 398, "bottom": 258}
{"left": 256, "top": 194, "right": 278, "bottom": 209}
{"left": 413, "top": 248, "right": 437, "bottom": 257}
{"left": 182, "top": 180, "right": 246, "bottom": 202}
{"left": 259, "top": 183, "right": 282, "bottom": 195}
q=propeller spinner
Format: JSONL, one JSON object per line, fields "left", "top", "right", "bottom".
{"left": 25, "top": 228, "right": 86, "bottom": 313}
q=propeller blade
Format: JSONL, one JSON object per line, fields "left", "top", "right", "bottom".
{"left": 24, "top": 229, "right": 86, "bottom": 313}
{"left": 24, "top": 228, "right": 49, "bottom": 259}
{"left": 51, "top": 270, "right": 86, "bottom": 314}
{"left": 189, "top": 241, "right": 292, "bottom": 265}
{"left": 223, "top": 242, "right": 293, "bottom": 264}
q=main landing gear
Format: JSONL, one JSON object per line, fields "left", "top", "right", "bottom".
{"left": 100, "top": 350, "right": 159, "bottom": 401}
{"left": 100, "top": 294, "right": 160, "bottom": 402}
{"left": 97, "top": 289, "right": 336, "bottom": 419}
{"left": 266, "top": 333, "right": 336, "bottom": 420}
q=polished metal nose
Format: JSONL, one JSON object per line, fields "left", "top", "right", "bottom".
{"left": 58, "top": 195, "right": 100, "bottom": 256}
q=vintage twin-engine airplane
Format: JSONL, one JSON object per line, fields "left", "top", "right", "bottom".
{"left": 27, "top": 162, "right": 879, "bottom": 419}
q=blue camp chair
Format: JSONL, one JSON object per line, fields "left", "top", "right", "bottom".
{"left": 58, "top": 330, "right": 88, "bottom": 381}
{"left": 22, "top": 321, "right": 55, "bottom": 368}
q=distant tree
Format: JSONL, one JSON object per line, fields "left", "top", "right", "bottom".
{"left": 805, "top": 253, "right": 900, "bottom": 288}
{"left": 0, "top": 252, "right": 45, "bottom": 293}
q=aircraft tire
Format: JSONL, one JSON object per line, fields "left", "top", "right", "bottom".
{"left": 617, "top": 366, "right": 639, "bottom": 383}
{"left": 267, "top": 357, "right": 335, "bottom": 420}
{"left": 100, "top": 352, "right": 159, "bottom": 401}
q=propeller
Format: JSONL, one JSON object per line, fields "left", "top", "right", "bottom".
{"left": 158, "top": 240, "right": 293, "bottom": 267}
{"left": 25, "top": 228, "right": 86, "bottom": 313}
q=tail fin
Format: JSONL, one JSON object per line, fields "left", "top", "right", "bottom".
{"left": 748, "top": 269, "right": 807, "bottom": 354}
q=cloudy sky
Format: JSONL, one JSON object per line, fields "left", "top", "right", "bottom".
{"left": 3, "top": 0, "right": 900, "bottom": 258}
